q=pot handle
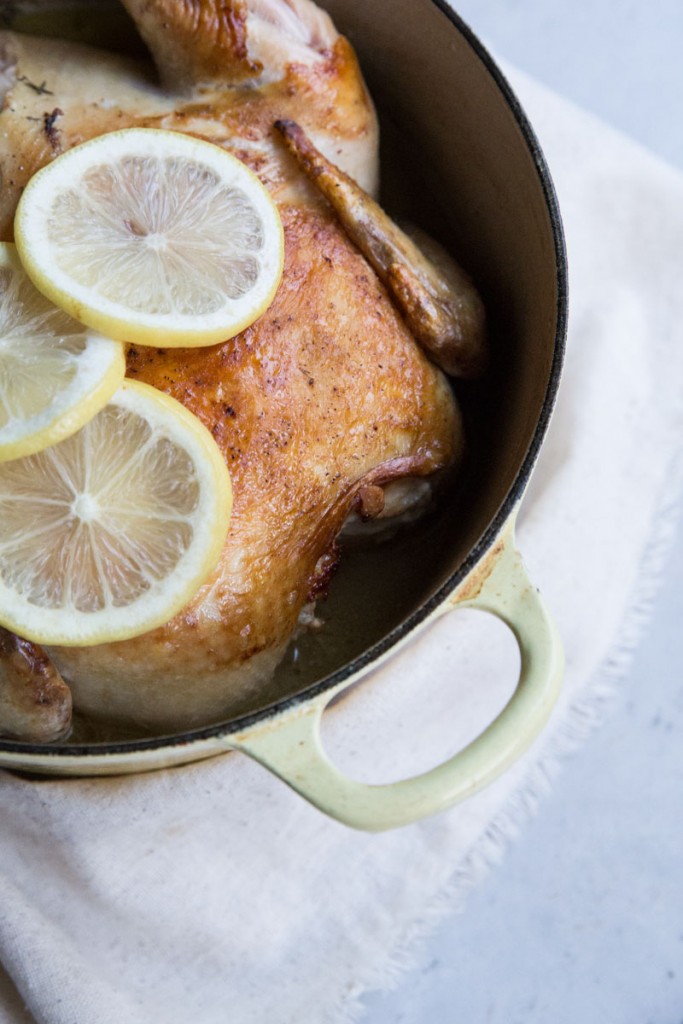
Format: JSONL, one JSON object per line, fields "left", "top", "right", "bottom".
{"left": 229, "top": 520, "right": 563, "bottom": 831}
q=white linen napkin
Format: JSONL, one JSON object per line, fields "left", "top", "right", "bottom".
{"left": 1, "top": 60, "right": 683, "bottom": 1024}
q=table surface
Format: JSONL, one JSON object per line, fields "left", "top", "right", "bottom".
{"left": 360, "top": 2, "right": 683, "bottom": 1023}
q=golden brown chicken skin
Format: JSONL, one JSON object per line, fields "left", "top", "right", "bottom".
{"left": 48, "top": 201, "right": 460, "bottom": 730}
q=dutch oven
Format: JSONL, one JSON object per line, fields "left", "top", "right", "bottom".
{"left": 0, "top": 0, "right": 567, "bottom": 831}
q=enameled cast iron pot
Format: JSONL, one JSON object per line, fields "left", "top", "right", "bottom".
{"left": 0, "top": 0, "right": 568, "bottom": 831}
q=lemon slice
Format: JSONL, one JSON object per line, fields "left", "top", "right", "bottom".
{"left": 14, "top": 128, "right": 284, "bottom": 348}
{"left": 0, "top": 242, "right": 125, "bottom": 463}
{"left": 0, "top": 379, "right": 232, "bottom": 646}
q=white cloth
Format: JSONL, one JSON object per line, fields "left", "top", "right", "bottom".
{"left": 1, "top": 63, "right": 683, "bottom": 1024}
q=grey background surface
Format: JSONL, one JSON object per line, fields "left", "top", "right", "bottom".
{"left": 361, "top": 2, "right": 683, "bottom": 1023}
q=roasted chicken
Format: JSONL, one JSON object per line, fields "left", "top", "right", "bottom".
{"left": 0, "top": 0, "right": 486, "bottom": 737}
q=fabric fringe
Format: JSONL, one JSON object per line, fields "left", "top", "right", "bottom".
{"left": 331, "top": 440, "right": 683, "bottom": 1024}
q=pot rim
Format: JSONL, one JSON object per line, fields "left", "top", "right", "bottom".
{"left": 0, "top": 1, "right": 568, "bottom": 761}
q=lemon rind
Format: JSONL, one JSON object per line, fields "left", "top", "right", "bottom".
{"left": 0, "top": 340, "right": 126, "bottom": 462}
{"left": 15, "top": 128, "right": 285, "bottom": 349}
{"left": 0, "top": 242, "right": 127, "bottom": 462}
{"left": 0, "top": 379, "right": 233, "bottom": 647}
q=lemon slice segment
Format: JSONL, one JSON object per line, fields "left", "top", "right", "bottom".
{"left": 0, "top": 242, "right": 125, "bottom": 462}
{"left": 0, "top": 379, "right": 232, "bottom": 646}
{"left": 14, "top": 128, "right": 284, "bottom": 348}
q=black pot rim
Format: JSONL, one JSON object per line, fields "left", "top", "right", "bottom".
{"left": 0, "top": 1, "right": 569, "bottom": 762}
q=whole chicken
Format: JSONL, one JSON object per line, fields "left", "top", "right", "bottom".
{"left": 0, "top": 0, "right": 485, "bottom": 737}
